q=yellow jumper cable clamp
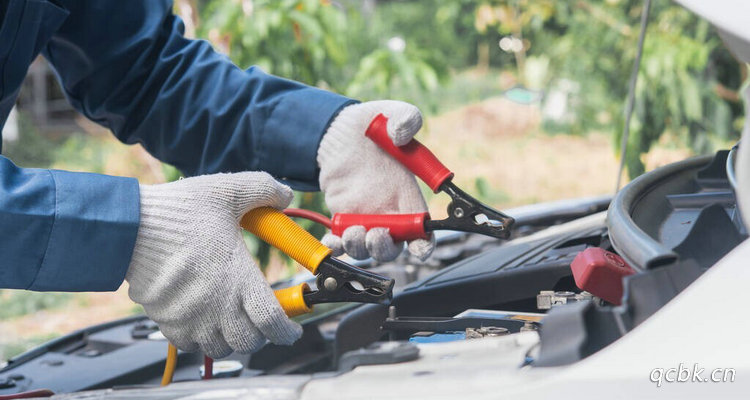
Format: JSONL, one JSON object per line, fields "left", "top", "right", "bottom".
{"left": 241, "top": 207, "right": 394, "bottom": 317}
{"left": 162, "top": 207, "right": 395, "bottom": 386}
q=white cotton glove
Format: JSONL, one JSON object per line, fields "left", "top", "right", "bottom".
{"left": 125, "top": 172, "right": 302, "bottom": 358}
{"left": 317, "top": 100, "right": 435, "bottom": 262}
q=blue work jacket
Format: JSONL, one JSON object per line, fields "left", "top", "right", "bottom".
{"left": 0, "top": 0, "right": 354, "bottom": 292}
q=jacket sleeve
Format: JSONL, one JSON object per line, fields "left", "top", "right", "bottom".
{"left": 42, "top": 0, "right": 355, "bottom": 191}
{"left": 0, "top": 156, "right": 139, "bottom": 291}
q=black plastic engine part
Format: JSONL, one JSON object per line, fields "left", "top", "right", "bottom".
{"left": 533, "top": 301, "right": 620, "bottom": 367}
{"left": 338, "top": 342, "right": 420, "bottom": 372}
{"left": 334, "top": 218, "right": 609, "bottom": 361}
{"left": 246, "top": 324, "right": 330, "bottom": 375}
{"left": 671, "top": 203, "right": 745, "bottom": 268}
{"left": 608, "top": 151, "right": 747, "bottom": 270}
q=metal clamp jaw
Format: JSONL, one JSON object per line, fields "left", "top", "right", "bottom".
{"left": 305, "top": 256, "right": 394, "bottom": 306}
{"left": 425, "top": 180, "right": 514, "bottom": 239}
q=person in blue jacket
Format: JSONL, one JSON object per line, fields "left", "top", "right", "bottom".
{"left": 0, "top": 0, "right": 436, "bottom": 358}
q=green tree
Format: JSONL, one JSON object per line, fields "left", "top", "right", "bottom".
{"left": 196, "top": 0, "right": 353, "bottom": 92}
{"left": 528, "top": 1, "right": 743, "bottom": 177}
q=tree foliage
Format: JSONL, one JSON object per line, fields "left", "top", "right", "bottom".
{"left": 365, "top": 0, "right": 743, "bottom": 177}
{"left": 196, "top": 0, "right": 352, "bottom": 92}
{"left": 508, "top": 0, "right": 743, "bottom": 177}
{"left": 192, "top": 0, "right": 449, "bottom": 104}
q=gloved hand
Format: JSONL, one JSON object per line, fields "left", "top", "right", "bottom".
{"left": 317, "top": 100, "right": 435, "bottom": 262}
{"left": 125, "top": 172, "right": 302, "bottom": 358}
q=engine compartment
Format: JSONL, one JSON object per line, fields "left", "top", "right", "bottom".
{"left": 0, "top": 150, "right": 743, "bottom": 397}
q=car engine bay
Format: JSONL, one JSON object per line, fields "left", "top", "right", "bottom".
{"left": 0, "top": 149, "right": 745, "bottom": 398}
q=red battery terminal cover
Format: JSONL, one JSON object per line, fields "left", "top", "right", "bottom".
{"left": 570, "top": 248, "right": 636, "bottom": 305}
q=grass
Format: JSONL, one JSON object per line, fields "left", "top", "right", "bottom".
{"left": 0, "top": 290, "right": 75, "bottom": 319}
{"left": 0, "top": 290, "right": 79, "bottom": 361}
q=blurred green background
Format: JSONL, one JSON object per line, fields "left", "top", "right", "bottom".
{"left": 0, "top": 0, "right": 745, "bottom": 361}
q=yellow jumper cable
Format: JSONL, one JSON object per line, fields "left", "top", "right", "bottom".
{"left": 161, "top": 343, "right": 178, "bottom": 386}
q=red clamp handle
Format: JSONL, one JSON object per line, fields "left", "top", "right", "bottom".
{"left": 331, "top": 212, "right": 429, "bottom": 242}
{"left": 365, "top": 114, "right": 454, "bottom": 193}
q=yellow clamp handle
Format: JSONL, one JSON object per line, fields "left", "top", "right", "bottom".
{"left": 241, "top": 207, "right": 331, "bottom": 274}
{"left": 274, "top": 283, "right": 313, "bottom": 317}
